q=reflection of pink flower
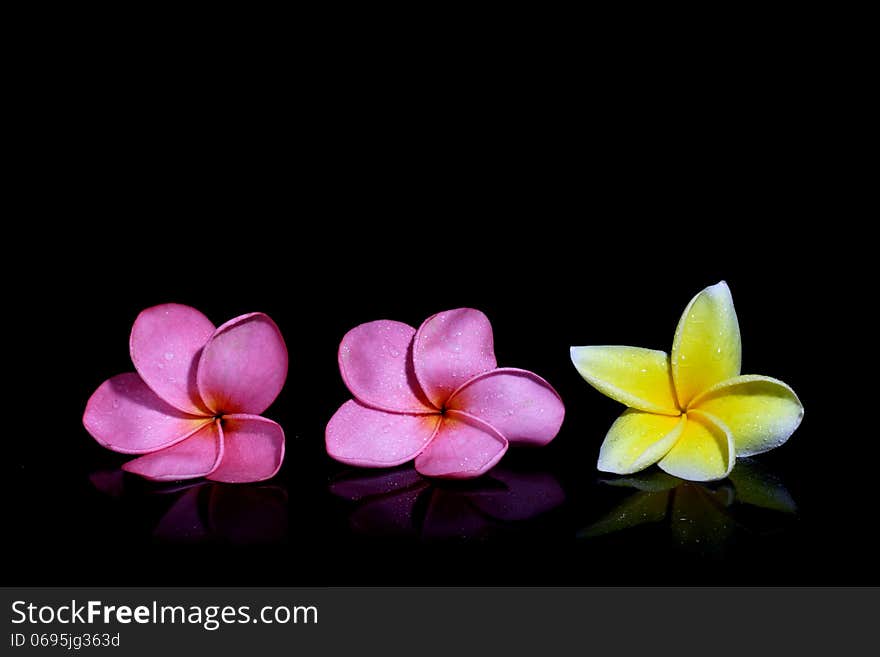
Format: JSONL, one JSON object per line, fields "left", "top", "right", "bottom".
{"left": 83, "top": 304, "right": 288, "bottom": 483}
{"left": 330, "top": 467, "right": 565, "bottom": 539}
{"left": 326, "top": 308, "right": 565, "bottom": 478}
{"left": 89, "top": 470, "right": 287, "bottom": 544}
{"left": 153, "top": 483, "right": 288, "bottom": 544}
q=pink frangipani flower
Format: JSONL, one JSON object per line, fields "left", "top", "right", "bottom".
{"left": 83, "top": 304, "right": 288, "bottom": 483}
{"left": 326, "top": 308, "right": 565, "bottom": 478}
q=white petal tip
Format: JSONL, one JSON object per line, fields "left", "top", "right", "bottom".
{"left": 705, "top": 280, "right": 731, "bottom": 295}
{"left": 596, "top": 460, "right": 622, "bottom": 475}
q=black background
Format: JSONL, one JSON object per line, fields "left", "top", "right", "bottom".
{"left": 7, "top": 53, "right": 874, "bottom": 586}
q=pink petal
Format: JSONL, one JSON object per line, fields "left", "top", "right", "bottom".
{"left": 129, "top": 303, "right": 216, "bottom": 414}
{"left": 447, "top": 368, "right": 565, "bottom": 446}
{"left": 197, "top": 313, "right": 288, "bottom": 415}
{"left": 122, "top": 420, "right": 223, "bottom": 481}
{"left": 413, "top": 308, "right": 497, "bottom": 408}
{"left": 207, "top": 414, "right": 285, "bottom": 483}
{"left": 414, "top": 412, "right": 508, "bottom": 479}
{"left": 326, "top": 400, "right": 441, "bottom": 467}
{"left": 83, "top": 373, "right": 210, "bottom": 454}
{"left": 338, "top": 320, "right": 435, "bottom": 412}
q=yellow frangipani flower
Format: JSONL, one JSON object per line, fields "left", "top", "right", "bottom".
{"left": 570, "top": 282, "right": 804, "bottom": 482}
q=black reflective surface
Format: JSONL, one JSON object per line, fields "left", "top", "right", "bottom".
{"left": 580, "top": 461, "right": 797, "bottom": 557}
{"left": 7, "top": 102, "right": 873, "bottom": 585}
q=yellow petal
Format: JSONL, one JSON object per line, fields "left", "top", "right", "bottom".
{"left": 570, "top": 345, "right": 680, "bottom": 415}
{"left": 689, "top": 375, "right": 803, "bottom": 457}
{"left": 671, "top": 281, "right": 742, "bottom": 408}
{"left": 597, "top": 410, "right": 685, "bottom": 474}
{"left": 658, "top": 411, "right": 734, "bottom": 482}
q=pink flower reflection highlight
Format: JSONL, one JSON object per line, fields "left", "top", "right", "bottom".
{"left": 326, "top": 308, "right": 565, "bottom": 478}
{"left": 83, "top": 304, "right": 288, "bottom": 483}
{"left": 330, "top": 466, "right": 565, "bottom": 539}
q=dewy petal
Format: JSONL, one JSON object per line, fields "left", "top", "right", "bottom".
{"left": 597, "top": 410, "right": 686, "bottom": 475}
{"left": 671, "top": 281, "right": 742, "bottom": 408}
{"left": 689, "top": 375, "right": 804, "bottom": 457}
{"left": 197, "top": 312, "right": 288, "bottom": 415}
{"left": 83, "top": 373, "right": 210, "bottom": 454}
{"left": 447, "top": 368, "right": 565, "bottom": 445}
{"left": 207, "top": 415, "right": 285, "bottom": 483}
{"left": 414, "top": 412, "right": 508, "bottom": 479}
{"left": 122, "top": 420, "right": 223, "bottom": 481}
{"left": 413, "top": 308, "right": 497, "bottom": 408}
{"left": 658, "top": 411, "right": 735, "bottom": 482}
{"left": 325, "top": 400, "right": 441, "bottom": 468}
{"left": 570, "top": 346, "right": 680, "bottom": 415}
{"left": 129, "top": 303, "right": 216, "bottom": 414}
{"left": 338, "top": 320, "right": 435, "bottom": 413}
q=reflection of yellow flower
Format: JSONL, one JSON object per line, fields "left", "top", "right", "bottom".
{"left": 579, "top": 461, "right": 796, "bottom": 550}
{"left": 571, "top": 282, "right": 803, "bottom": 481}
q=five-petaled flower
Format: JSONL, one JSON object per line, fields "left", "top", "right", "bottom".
{"left": 326, "top": 308, "right": 565, "bottom": 478}
{"left": 570, "top": 282, "right": 803, "bottom": 481}
{"left": 83, "top": 304, "right": 288, "bottom": 483}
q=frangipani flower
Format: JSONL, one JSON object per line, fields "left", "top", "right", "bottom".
{"left": 326, "top": 308, "right": 565, "bottom": 478}
{"left": 83, "top": 304, "right": 288, "bottom": 483}
{"left": 571, "top": 282, "right": 803, "bottom": 481}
